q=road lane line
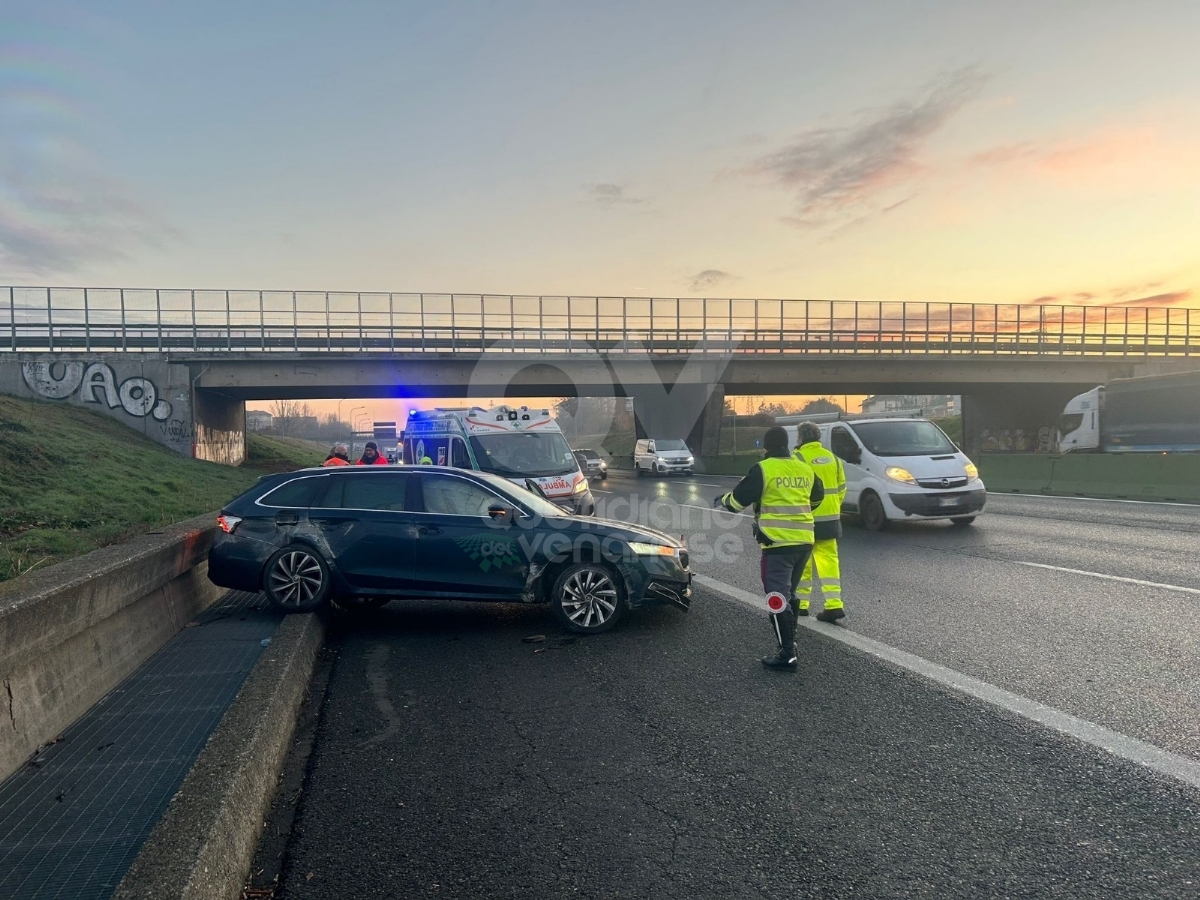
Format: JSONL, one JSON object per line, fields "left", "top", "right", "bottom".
{"left": 990, "top": 493, "right": 1200, "bottom": 509}
{"left": 693, "top": 573, "right": 1200, "bottom": 791}
{"left": 677, "top": 482, "right": 723, "bottom": 487}
{"left": 1011, "top": 561, "right": 1200, "bottom": 596}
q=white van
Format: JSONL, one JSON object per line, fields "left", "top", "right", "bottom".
{"left": 633, "top": 438, "right": 694, "bottom": 477}
{"left": 787, "top": 417, "right": 985, "bottom": 530}
{"left": 403, "top": 405, "right": 595, "bottom": 515}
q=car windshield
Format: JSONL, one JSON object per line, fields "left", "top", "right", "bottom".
{"left": 473, "top": 472, "right": 570, "bottom": 517}
{"left": 654, "top": 439, "right": 688, "bottom": 451}
{"left": 469, "top": 432, "right": 579, "bottom": 477}
{"left": 574, "top": 448, "right": 598, "bottom": 458}
{"left": 850, "top": 421, "right": 957, "bottom": 457}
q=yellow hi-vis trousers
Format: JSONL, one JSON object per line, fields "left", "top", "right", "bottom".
{"left": 796, "top": 538, "right": 842, "bottom": 611}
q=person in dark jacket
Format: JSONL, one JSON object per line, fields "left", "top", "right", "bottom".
{"left": 715, "top": 425, "right": 825, "bottom": 671}
{"left": 357, "top": 441, "right": 388, "bottom": 465}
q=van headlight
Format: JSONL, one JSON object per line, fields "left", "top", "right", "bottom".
{"left": 573, "top": 478, "right": 589, "bottom": 494}
{"left": 964, "top": 462, "right": 978, "bottom": 479}
{"left": 885, "top": 466, "right": 918, "bottom": 485}
{"left": 627, "top": 542, "right": 678, "bottom": 557}
{"left": 685, "top": 456, "right": 694, "bottom": 464}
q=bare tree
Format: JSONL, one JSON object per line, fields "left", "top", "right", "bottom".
{"left": 269, "top": 400, "right": 313, "bottom": 437}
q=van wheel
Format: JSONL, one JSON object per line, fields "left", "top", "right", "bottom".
{"left": 551, "top": 562, "right": 625, "bottom": 634}
{"left": 950, "top": 516, "right": 976, "bottom": 526}
{"left": 860, "top": 492, "right": 888, "bottom": 532}
{"left": 636, "top": 463, "right": 644, "bottom": 477}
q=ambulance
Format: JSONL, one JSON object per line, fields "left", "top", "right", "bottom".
{"left": 402, "top": 405, "right": 596, "bottom": 515}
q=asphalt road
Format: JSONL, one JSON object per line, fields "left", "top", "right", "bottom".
{"left": 269, "top": 473, "right": 1200, "bottom": 899}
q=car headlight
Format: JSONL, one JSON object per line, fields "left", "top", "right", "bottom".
{"left": 685, "top": 456, "right": 694, "bottom": 464}
{"left": 627, "top": 541, "right": 678, "bottom": 557}
{"left": 964, "top": 462, "right": 979, "bottom": 479}
{"left": 885, "top": 466, "right": 918, "bottom": 485}
{"left": 573, "top": 478, "right": 589, "bottom": 494}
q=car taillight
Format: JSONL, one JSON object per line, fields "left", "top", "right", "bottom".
{"left": 217, "top": 514, "right": 243, "bottom": 534}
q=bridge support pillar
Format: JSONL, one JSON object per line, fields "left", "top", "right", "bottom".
{"left": 960, "top": 386, "right": 1083, "bottom": 456}
{"left": 192, "top": 389, "right": 246, "bottom": 465}
{"left": 633, "top": 384, "right": 723, "bottom": 457}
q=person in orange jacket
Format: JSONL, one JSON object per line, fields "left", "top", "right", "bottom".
{"left": 322, "top": 444, "right": 351, "bottom": 466}
{"left": 357, "top": 441, "right": 389, "bottom": 465}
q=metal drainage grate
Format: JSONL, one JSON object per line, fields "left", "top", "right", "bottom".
{"left": 0, "top": 591, "right": 281, "bottom": 900}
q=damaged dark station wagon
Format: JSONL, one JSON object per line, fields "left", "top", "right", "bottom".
{"left": 208, "top": 466, "right": 692, "bottom": 633}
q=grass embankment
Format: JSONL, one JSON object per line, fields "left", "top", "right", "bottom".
{"left": 0, "top": 397, "right": 324, "bottom": 582}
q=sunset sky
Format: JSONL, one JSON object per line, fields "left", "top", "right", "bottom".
{"left": 3, "top": 2, "right": 1198, "bottom": 421}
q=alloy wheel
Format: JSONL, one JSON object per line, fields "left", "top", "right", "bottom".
{"left": 268, "top": 549, "right": 325, "bottom": 608}
{"left": 560, "top": 566, "right": 619, "bottom": 630}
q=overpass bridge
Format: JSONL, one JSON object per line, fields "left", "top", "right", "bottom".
{"left": 2, "top": 287, "right": 1197, "bottom": 460}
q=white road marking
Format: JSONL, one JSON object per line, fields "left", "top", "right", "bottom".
{"left": 676, "top": 481, "right": 723, "bottom": 487}
{"left": 991, "top": 492, "right": 1200, "bottom": 509}
{"left": 1011, "top": 561, "right": 1200, "bottom": 596}
{"left": 679, "top": 504, "right": 748, "bottom": 515}
{"left": 692, "top": 573, "right": 1200, "bottom": 791}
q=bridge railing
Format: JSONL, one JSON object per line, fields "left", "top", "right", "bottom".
{"left": 1, "top": 288, "right": 1195, "bottom": 357}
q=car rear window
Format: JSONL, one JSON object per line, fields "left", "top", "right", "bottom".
{"left": 259, "top": 476, "right": 325, "bottom": 508}
{"left": 343, "top": 473, "right": 410, "bottom": 511}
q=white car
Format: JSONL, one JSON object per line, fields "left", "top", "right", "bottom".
{"left": 633, "top": 438, "right": 695, "bottom": 477}
{"left": 819, "top": 417, "right": 985, "bottom": 530}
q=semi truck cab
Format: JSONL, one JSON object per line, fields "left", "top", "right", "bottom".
{"left": 1057, "top": 387, "right": 1102, "bottom": 452}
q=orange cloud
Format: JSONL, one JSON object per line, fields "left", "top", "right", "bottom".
{"left": 1107, "top": 290, "right": 1192, "bottom": 308}
{"left": 972, "top": 124, "right": 1198, "bottom": 191}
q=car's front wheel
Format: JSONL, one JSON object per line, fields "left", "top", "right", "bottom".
{"left": 263, "top": 545, "right": 331, "bottom": 612}
{"left": 950, "top": 516, "right": 976, "bottom": 526}
{"left": 551, "top": 562, "right": 625, "bottom": 634}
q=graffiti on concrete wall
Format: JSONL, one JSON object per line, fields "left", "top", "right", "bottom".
{"left": 21, "top": 361, "right": 174, "bottom": 422}
{"left": 980, "top": 425, "right": 1060, "bottom": 453}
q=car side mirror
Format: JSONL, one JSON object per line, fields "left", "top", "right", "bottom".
{"left": 848, "top": 450, "right": 862, "bottom": 465}
{"left": 488, "top": 504, "right": 515, "bottom": 525}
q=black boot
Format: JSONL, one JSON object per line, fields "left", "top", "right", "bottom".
{"left": 761, "top": 611, "right": 798, "bottom": 671}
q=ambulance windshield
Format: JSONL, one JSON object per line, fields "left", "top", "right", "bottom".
{"left": 469, "top": 432, "right": 580, "bottom": 478}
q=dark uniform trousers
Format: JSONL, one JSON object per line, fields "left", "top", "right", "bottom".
{"left": 760, "top": 544, "right": 813, "bottom": 649}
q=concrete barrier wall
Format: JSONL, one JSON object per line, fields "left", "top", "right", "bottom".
{"left": 0, "top": 514, "right": 223, "bottom": 782}
{"left": 0, "top": 354, "right": 195, "bottom": 456}
{"left": 979, "top": 453, "right": 1200, "bottom": 503}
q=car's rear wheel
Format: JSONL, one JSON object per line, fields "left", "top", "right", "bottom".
{"left": 860, "top": 492, "right": 888, "bottom": 532}
{"left": 950, "top": 516, "right": 976, "bottom": 526}
{"left": 263, "top": 545, "right": 330, "bottom": 612}
{"left": 551, "top": 562, "right": 625, "bottom": 634}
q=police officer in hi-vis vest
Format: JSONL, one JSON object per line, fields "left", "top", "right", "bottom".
{"left": 793, "top": 421, "right": 847, "bottom": 622}
{"left": 715, "top": 426, "right": 825, "bottom": 671}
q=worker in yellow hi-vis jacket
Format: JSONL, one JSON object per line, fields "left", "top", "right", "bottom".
{"left": 793, "top": 421, "right": 847, "bottom": 623}
{"left": 715, "top": 426, "right": 825, "bottom": 670}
